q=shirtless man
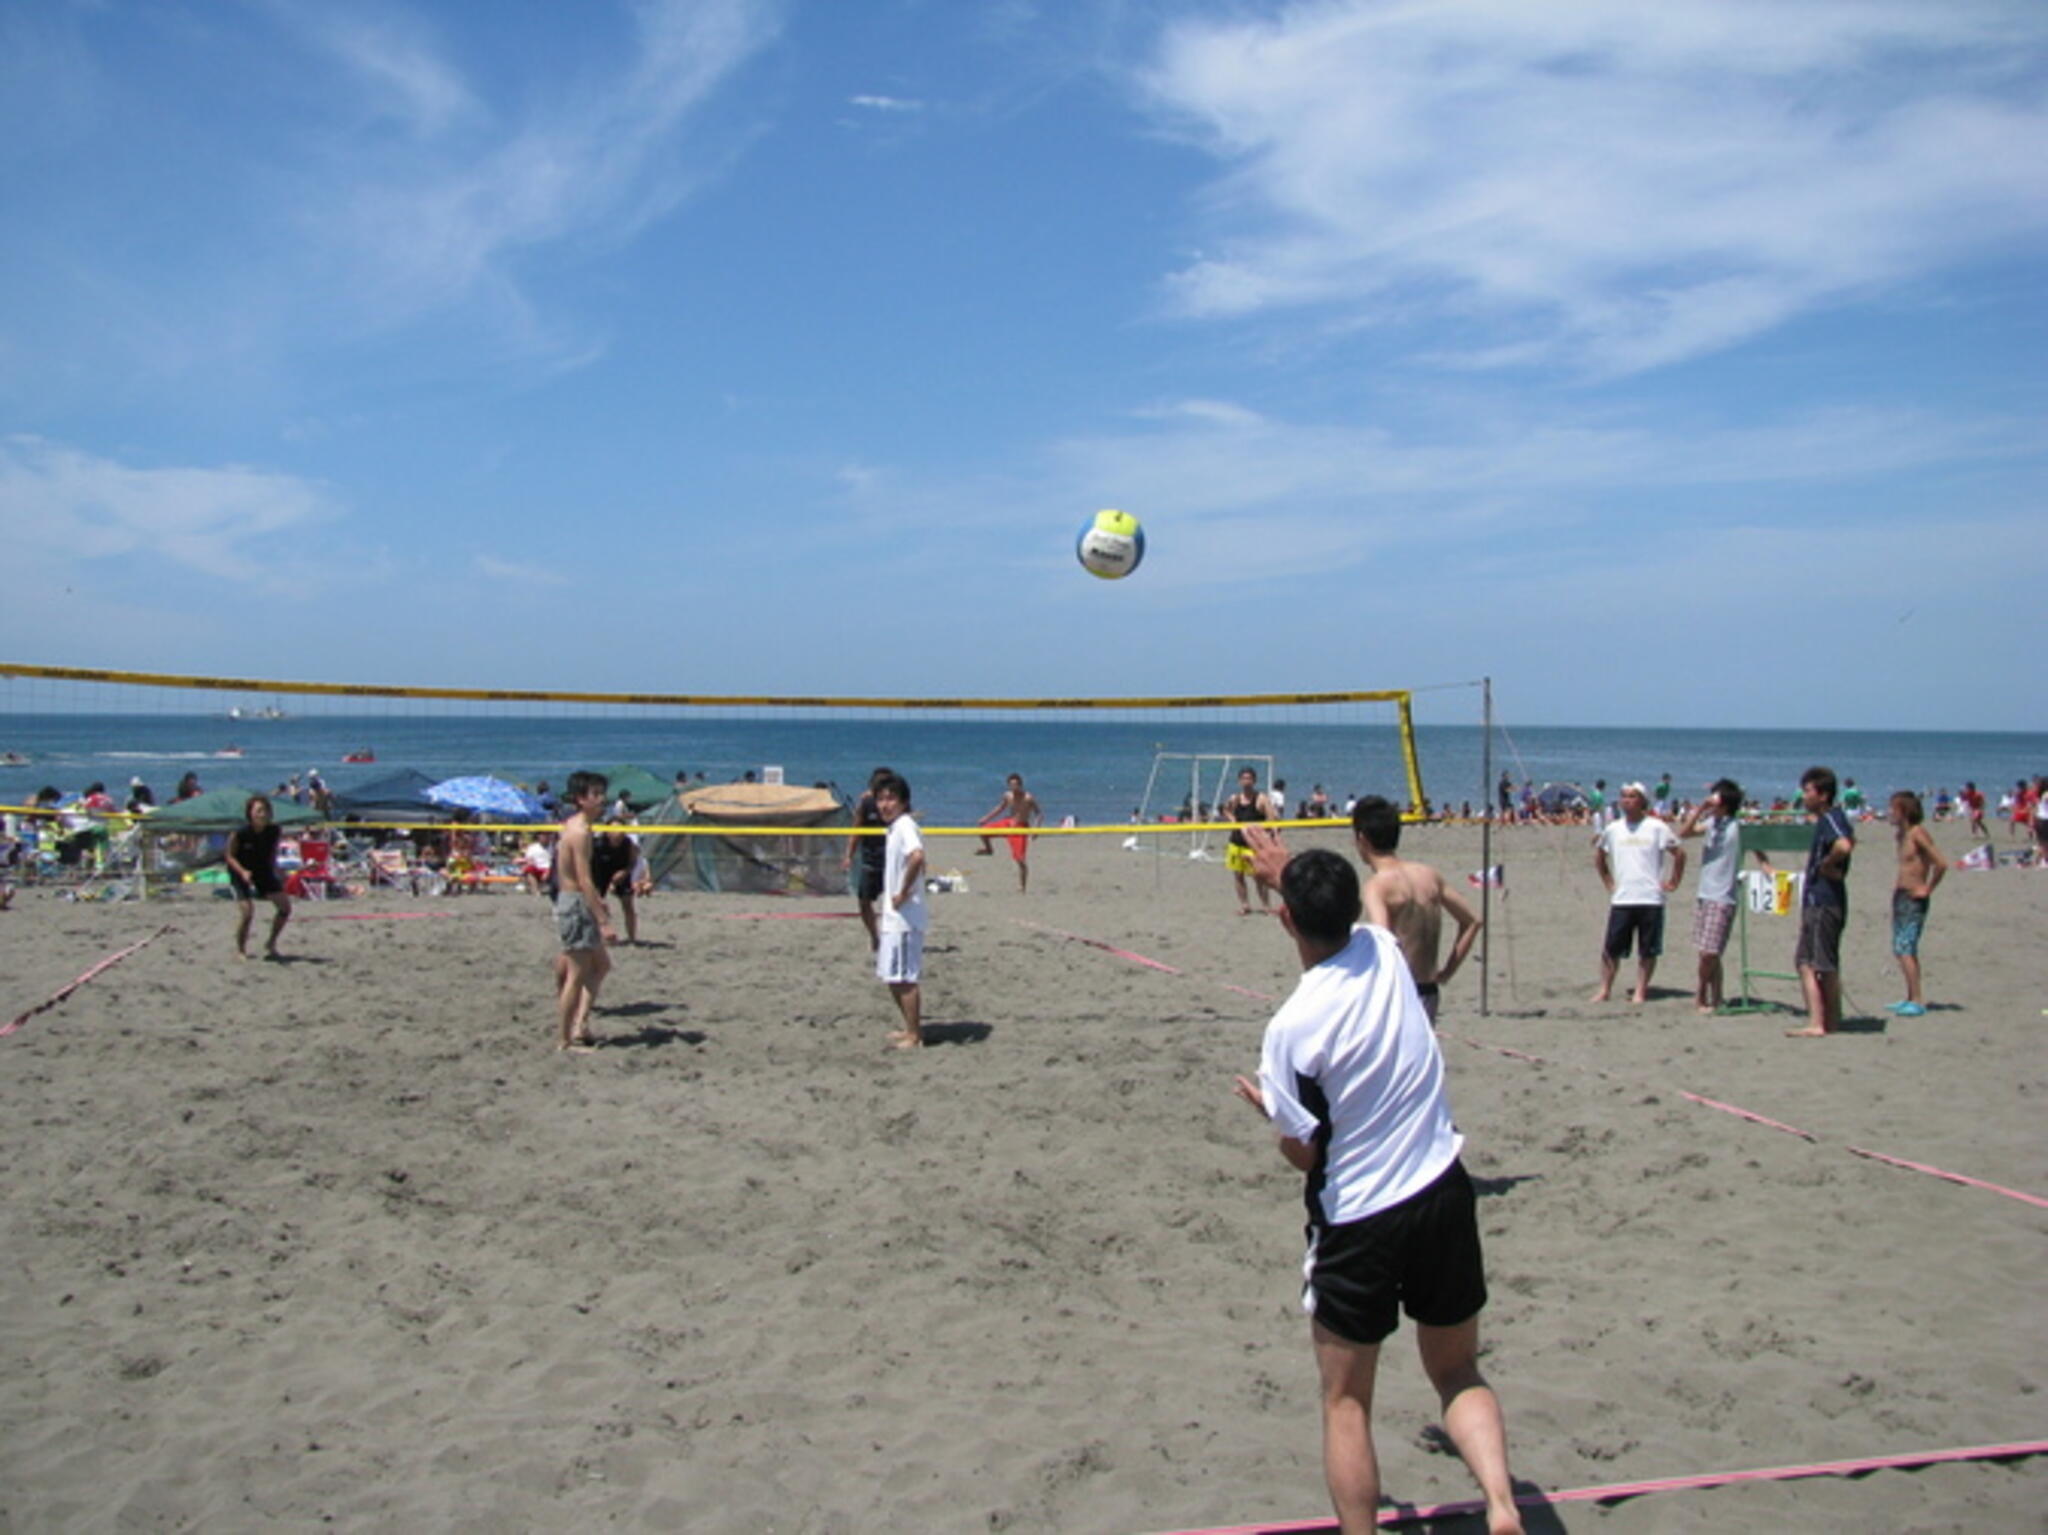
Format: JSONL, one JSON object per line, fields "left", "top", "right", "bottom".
{"left": 1886, "top": 790, "right": 1945, "bottom": 1017}
{"left": 1244, "top": 795, "right": 1482, "bottom": 1022}
{"left": 552, "top": 771, "right": 617, "bottom": 1053}
{"left": 975, "top": 772, "right": 1043, "bottom": 891}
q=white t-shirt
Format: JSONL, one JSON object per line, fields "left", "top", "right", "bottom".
{"left": 879, "top": 815, "right": 927, "bottom": 934}
{"left": 1597, "top": 814, "right": 1679, "bottom": 906}
{"left": 1256, "top": 925, "right": 1463, "bottom": 1227}
{"left": 1696, "top": 815, "right": 1741, "bottom": 906}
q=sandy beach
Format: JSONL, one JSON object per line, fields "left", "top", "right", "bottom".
{"left": 3, "top": 817, "right": 2043, "bottom": 1531}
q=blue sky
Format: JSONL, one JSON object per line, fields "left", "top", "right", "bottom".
{"left": 3, "top": 0, "right": 2044, "bottom": 729}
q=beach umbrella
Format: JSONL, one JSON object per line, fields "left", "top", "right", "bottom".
{"left": 1534, "top": 781, "right": 1589, "bottom": 814}
{"left": 423, "top": 775, "right": 548, "bottom": 823}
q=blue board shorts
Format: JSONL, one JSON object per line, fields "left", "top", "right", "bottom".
{"left": 1891, "top": 891, "right": 1929, "bottom": 957}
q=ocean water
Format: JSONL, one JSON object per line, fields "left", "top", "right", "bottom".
{"left": 2, "top": 713, "right": 2042, "bottom": 826}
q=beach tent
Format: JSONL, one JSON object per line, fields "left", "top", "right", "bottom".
{"left": 603, "top": 764, "right": 672, "bottom": 812}
{"left": 641, "top": 781, "right": 849, "bottom": 894}
{"left": 329, "top": 768, "right": 438, "bottom": 819}
{"left": 138, "top": 786, "right": 323, "bottom": 879}
{"left": 1534, "top": 782, "right": 1590, "bottom": 816}
{"left": 142, "top": 787, "right": 324, "bottom": 833}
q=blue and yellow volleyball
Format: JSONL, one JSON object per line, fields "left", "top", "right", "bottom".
{"left": 1075, "top": 508, "right": 1145, "bottom": 580}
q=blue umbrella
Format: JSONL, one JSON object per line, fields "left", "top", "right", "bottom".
{"left": 423, "top": 775, "right": 548, "bottom": 823}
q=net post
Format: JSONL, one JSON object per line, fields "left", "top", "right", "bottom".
{"left": 1480, "top": 677, "right": 1492, "bottom": 1018}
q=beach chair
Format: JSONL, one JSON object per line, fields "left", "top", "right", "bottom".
{"left": 367, "top": 845, "right": 413, "bottom": 891}
{"left": 286, "top": 837, "right": 337, "bottom": 900}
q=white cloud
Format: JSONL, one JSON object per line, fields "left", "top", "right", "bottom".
{"left": 849, "top": 94, "right": 925, "bottom": 113}
{"left": 287, "top": 8, "right": 481, "bottom": 137}
{"left": 307, "top": 0, "right": 785, "bottom": 327}
{"left": 1142, "top": 0, "right": 2048, "bottom": 372}
{"left": 0, "top": 436, "right": 333, "bottom": 589}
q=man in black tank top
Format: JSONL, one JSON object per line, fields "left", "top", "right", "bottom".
{"left": 1223, "top": 766, "right": 1274, "bottom": 915}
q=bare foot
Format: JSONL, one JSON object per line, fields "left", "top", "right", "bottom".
{"left": 559, "top": 1038, "right": 598, "bottom": 1054}
{"left": 1589, "top": 989, "right": 1610, "bottom": 1003}
{"left": 1785, "top": 1025, "right": 1830, "bottom": 1038}
{"left": 1695, "top": 1003, "right": 1715, "bottom": 1014}
{"left": 1630, "top": 989, "right": 1648, "bottom": 1004}
{"left": 888, "top": 1031, "right": 922, "bottom": 1050}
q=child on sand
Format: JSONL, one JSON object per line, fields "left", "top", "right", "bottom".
{"left": 224, "top": 794, "right": 291, "bottom": 960}
{"left": 873, "top": 771, "right": 926, "bottom": 1050}
{"left": 1887, "top": 791, "right": 1944, "bottom": 1017}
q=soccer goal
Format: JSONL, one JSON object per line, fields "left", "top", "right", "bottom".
{"left": 1125, "top": 752, "right": 1276, "bottom": 860}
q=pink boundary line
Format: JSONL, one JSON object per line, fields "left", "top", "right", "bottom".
{"left": 1676, "top": 1090, "right": 1818, "bottom": 1141}
{"left": 1146, "top": 1438, "right": 2048, "bottom": 1534}
{"left": 1014, "top": 920, "right": 1183, "bottom": 974}
{"left": 1846, "top": 1146, "right": 2048, "bottom": 1210}
{"left": 1445, "top": 1032, "right": 2048, "bottom": 1204}
{"left": 3, "top": 925, "right": 172, "bottom": 1039}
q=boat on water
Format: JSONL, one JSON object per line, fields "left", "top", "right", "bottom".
{"left": 343, "top": 750, "right": 376, "bottom": 764}
{"left": 215, "top": 746, "right": 245, "bottom": 758}
{"left": 227, "top": 705, "right": 288, "bottom": 721}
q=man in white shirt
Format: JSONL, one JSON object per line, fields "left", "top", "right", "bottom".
{"left": 873, "top": 772, "right": 927, "bottom": 1050}
{"left": 1592, "top": 782, "right": 1686, "bottom": 1004}
{"left": 1234, "top": 849, "right": 1521, "bottom": 1535}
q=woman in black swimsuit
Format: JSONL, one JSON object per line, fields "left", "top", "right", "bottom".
{"left": 225, "top": 794, "right": 291, "bottom": 959}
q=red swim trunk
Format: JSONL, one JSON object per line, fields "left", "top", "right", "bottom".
{"left": 987, "top": 819, "right": 1028, "bottom": 860}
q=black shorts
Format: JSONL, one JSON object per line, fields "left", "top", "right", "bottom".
{"left": 1603, "top": 904, "right": 1664, "bottom": 960}
{"left": 230, "top": 869, "right": 283, "bottom": 900}
{"left": 1795, "top": 904, "right": 1844, "bottom": 973}
{"left": 1304, "top": 1159, "right": 1487, "bottom": 1347}
{"left": 856, "top": 863, "right": 884, "bottom": 903}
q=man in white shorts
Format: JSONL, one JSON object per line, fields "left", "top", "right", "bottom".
{"left": 1234, "top": 849, "right": 1521, "bottom": 1535}
{"left": 873, "top": 772, "right": 926, "bottom": 1050}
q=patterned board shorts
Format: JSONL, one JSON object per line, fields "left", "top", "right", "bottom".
{"left": 1692, "top": 899, "right": 1735, "bottom": 956}
{"left": 1891, "top": 891, "right": 1929, "bottom": 957}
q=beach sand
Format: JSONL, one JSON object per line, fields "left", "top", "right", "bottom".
{"left": 3, "top": 819, "right": 2043, "bottom": 1531}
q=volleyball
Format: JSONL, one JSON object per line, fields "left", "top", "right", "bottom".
{"left": 1076, "top": 508, "right": 1145, "bottom": 580}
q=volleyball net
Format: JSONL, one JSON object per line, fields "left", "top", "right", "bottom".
{"left": 0, "top": 661, "right": 1426, "bottom": 892}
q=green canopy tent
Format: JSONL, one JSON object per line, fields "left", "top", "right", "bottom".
{"left": 144, "top": 787, "right": 323, "bottom": 833}
{"left": 603, "top": 764, "right": 674, "bottom": 812}
{"left": 140, "top": 788, "right": 323, "bottom": 883}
